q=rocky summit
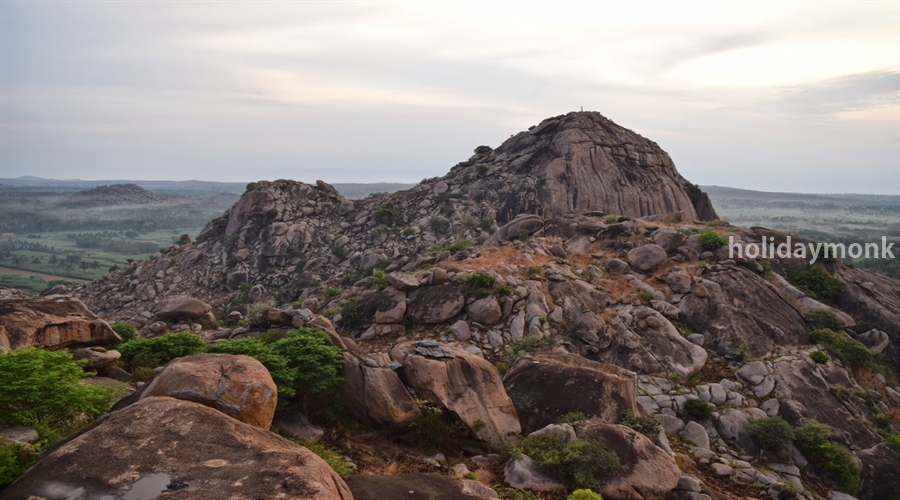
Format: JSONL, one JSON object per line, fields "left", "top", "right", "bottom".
{"left": 5, "top": 111, "right": 900, "bottom": 500}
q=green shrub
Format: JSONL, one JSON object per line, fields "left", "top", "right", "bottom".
{"left": 495, "top": 284, "right": 514, "bottom": 297}
{"left": 111, "top": 322, "right": 136, "bottom": 343}
{"left": 339, "top": 298, "right": 361, "bottom": 331}
{"left": 747, "top": 416, "right": 794, "bottom": 455}
{"left": 699, "top": 230, "right": 728, "bottom": 250}
{"left": 0, "top": 438, "right": 36, "bottom": 486}
{"left": 474, "top": 145, "right": 493, "bottom": 155}
{"left": 518, "top": 433, "right": 619, "bottom": 490}
{"left": 205, "top": 338, "right": 297, "bottom": 403}
{"left": 526, "top": 265, "right": 543, "bottom": 275}
{"left": 430, "top": 239, "right": 473, "bottom": 254}
{"left": 619, "top": 410, "right": 661, "bottom": 438}
{"left": 271, "top": 328, "right": 343, "bottom": 411}
{"left": 568, "top": 489, "right": 603, "bottom": 500}
{"left": 478, "top": 218, "right": 494, "bottom": 231}
{"left": 636, "top": 291, "right": 654, "bottom": 304}
{"left": 373, "top": 203, "right": 400, "bottom": 225}
{"left": 494, "top": 487, "right": 540, "bottom": 500}
{"left": 0, "top": 348, "right": 116, "bottom": 446}
{"left": 787, "top": 267, "right": 844, "bottom": 301}
{"left": 793, "top": 419, "right": 860, "bottom": 494}
{"left": 463, "top": 472, "right": 477, "bottom": 480}
{"left": 517, "top": 229, "right": 531, "bottom": 241}
{"left": 405, "top": 400, "right": 470, "bottom": 452}
{"left": 810, "top": 350, "right": 829, "bottom": 364}
{"left": 428, "top": 216, "right": 451, "bottom": 234}
{"left": 293, "top": 438, "right": 353, "bottom": 476}
{"left": 460, "top": 272, "right": 496, "bottom": 298}
{"left": 682, "top": 398, "right": 713, "bottom": 420}
{"left": 496, "top": 336, "right": 556, "bottom": 373}
{"left": 117, "top": 333, "right": 206, "bottom": 372}
{"left": 558, "top": 411, "right": 589, "bottom": 425}
{"left": 778, "top": 480, "right": 799, "bottom": 498}
{"left": 809, "top": 328, "right": 873, "bottom": 370}
{"left": 324, "top": 287, "right": 342, "bottom": 298}
{"left": 807, "top": 310, "right": 843, "bottom": 331}
{"left": 245, "top": 182, "right": 258, "bottom": 193}
{"left": 604, "top": 216, "right": 629, "bottom": 224}
{"left": 246, "top": 301, "right": 273, "bottom": 329}
{"left": 330, "top": 245, "right": 348, "bottom": 260}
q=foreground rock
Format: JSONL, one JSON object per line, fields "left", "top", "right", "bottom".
{"left": 391, "top": 340, "right": 520, "bottom": 446}
{"left": 137, "top": 353, "right": 278, "bottom": 429}
{"left": 503, "top": 352, "right": 638, "bottom": 433}
{"left": 346, "top": 473, "right": 499, "bottom": 500}
{"left": 153, "top": 295, "right": 215, "bottom": 323}
{"left": 342, "top": 350, "right": 422, "bottom": 427}
{"left": 5, "top": 397, "right": 352, "bottom": 500}
{"left": 578, "top": 419, "right": 681, "bottom": 500}
{"left": 0, "top": 296, "right": 120, "bottom": 351}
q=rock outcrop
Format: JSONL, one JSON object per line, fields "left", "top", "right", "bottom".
{"left": 0, "top": 296, "right": 120, "bottom": 351}
{"left": 503, "top": 352, "right": 639, "bottom": 433}
{"left": 136, "top": 353, "right": 278, "bottom": 429}
{"left": 5, "top": 397, "right": 352, "bottom": 500}
{"left": 346, "top": 474, "right": 499, "bottom": 500}
{"left": 391, "top": 341, "right": 520, "bottom": 446}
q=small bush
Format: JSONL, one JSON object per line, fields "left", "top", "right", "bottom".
{"left": 810, "top": 350, "right": 829, "bottom": 364}
{"left": 619, "top": 410, "right": 661, "bottom": 438}
{"left": 699, "top": 230, "right": 728, "bottom": 250}
{"left": 271, "top": 328, "right": 344, "bottom": 410}
{"left": 324, "top": 287, "right": 342, "bottom": 298}
{"left": 330, "top": 245, "right": 348, "bottom": 260}
{"left": 245, "top": 182, "right": 258, "bottom": 192}
{"left": 748, "top": 416, "right": 794, "bottom": 455}
{"left": 495, "top": 284, "right": 514, "bottom": 297}
{"left": 405, "top": 400, "right": 470, "bottom": 452}
{"left": 787, "top": 267, "right": 844, "bottom": 301}
{"left": 517, "top": 229, "right": 531, "bottom": 241}
{"left": 636, "top": 291, "right": 654, "bottom": 304}
{"left": 496, "top": 336, "right": 556, "bottom": 373}
{"left": 0, "top": 438, "right": 36, "bottom": 486}
{"left": 430, "top": 239, "right": 473, "bottom": 254}
{"left": 682, "top": 398, "right": 714, "bottom": 420}
{"left": 793, "top": 419, "right": 860, "bottom": 494}
{"left": 474, "top": 145, "right": 493, "bottom": 155}
{"left": 558, "top": 411, "right": 589, "bottom": 425}
{"left": 118, "top": 333, "right": 206, "bottom": 372}
{"left": 295, "top": 439, "right": 353, "bottom": 476}
{"left": 526, "top": 265, "right": 543, "bottom": 275}
{"left": 111, "top": 322, "right": 136, "bottom": 343}
{"left": 373, "top": 203, "right": 400, "bottom": 225}
{"left": 518, "top": 433, "right": 619, "bottom": 490}
{"left": 809, "top": 328, "right": 873, "bottom": 369}
{"left": 568, "top": 490, "right": 603, "bottom": 500}
{"left": 428, "top": 216, "right": 451, "bottom": 234}
{"left": 494, "top": 487, "right": 540, "bottom": 500}
{"left": 246, "top": 301, "right": 273, "bottom": 329}
{"left": 604, "top": 216, "right": 629, "bottom": 224}
{"left": 478, "top": 218, "right": 494, "bottom": 231}
{"left": 463, "top": 472, "right": 477, "bottom": 480}
{"left": 460, "top": 272, "right": 496, "bottom": 298}
{"left": 807, "top": 310, "right": 843, "bottom": 331}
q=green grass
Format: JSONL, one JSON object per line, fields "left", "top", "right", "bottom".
{"left": 0, "top": 272, "right": 54, "bottom": 295}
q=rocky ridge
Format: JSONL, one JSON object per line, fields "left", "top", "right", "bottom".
{"left": 67, "top": 183, "right": 168, "bottom": 206}
{"left": 49, "top": 111, "right": 900, "bottom": 499}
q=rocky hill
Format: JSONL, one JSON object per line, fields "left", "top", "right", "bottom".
{"left": 67, "top": 183, "right": 168, "bottom": 206}
{"left": 10, "top": 111, "right": 899, "bottom": 499}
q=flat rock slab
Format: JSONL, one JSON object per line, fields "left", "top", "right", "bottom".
{"left": 5, "top": 397, "right": 352, "bottom": 500}
{"left": 346, "top": 473, "right": 499, "bottom": 500}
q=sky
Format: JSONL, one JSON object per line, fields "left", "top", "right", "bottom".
{"left": 0, "top": 1, "right": 898, "bottom": 194}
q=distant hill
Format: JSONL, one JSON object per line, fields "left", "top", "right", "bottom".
{"left": 68, "top": 184, "right": 168, "bottom": 207}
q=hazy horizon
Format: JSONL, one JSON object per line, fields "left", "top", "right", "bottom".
{"left": 2, "top": 2, "right": 898, "bottom": 194}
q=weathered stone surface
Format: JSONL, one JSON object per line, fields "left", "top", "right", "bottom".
{"left": 392, "top": 341, "right": 520, "bottom": 446}
{"left": 342, "top": 351, "right": 421, "bottom": 427}
{"left": 626, "top": 244, "right": 668, "bottom": 272}
{"left": 503, "top": 352, "right": 638, "bottom": 433}
{"left": 0, "top": 296, "right": 121, "bottom": 351}
{"left": 138, "top": 353, "right": 277, "bottom": 429}
{"left": 858, "top": 442, "right": 900, "bottom": 500}
{"left": 347, "top": 474, "right": 499, "bottom": 500}
{"left": 5, "top": 397, "right": 352, "bottom": 500}
{"left": 681, "top": 421, "right": 710, "bottom": 450}
{"left": 467, "top": 296, "right": 502, "bottom": 325}
{"left": 678, "top": 267, "right": 809, "bottom": 358}
{"left": 70, "top": 346, "right": 121, "bottom": 370}
{"left": 528, "top": 423, "right": 578, "bottom": 442}
{"left": 578, "top": 420, "right": 681, "bottom": 500}
{"left": 408, "top": 284, "right": 465, "bottom": 324}
{"left": 488, "top": 215, "right": 545, "bottom": 244}
{"left": 154, "top": 295, "right": 214, "bottom": 322}
{"left": 272, "top": 411, "right": 324, "bottom": 443}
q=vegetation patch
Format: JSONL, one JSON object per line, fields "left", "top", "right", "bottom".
{"left": 747, "top": 416, "right": 794, "bottom": 456}
{"left": 496, "top": 336, "right": 557, "bottom": 373}
{"left": 459, "top": 272, "right": 496, "bottom": 298}
{"left": 618, "top": 410, "right": 661, "bottom": 439}
{"left": 787, "top": 266, "right": 844, "bottom": 301}
{"left": 699, "top": 230, "right": 728, "bottom": 250}
{"left": 793, "top": 419, "right": 859, "bottom": 494}
{"left": 682, "top": 398, "right": 714, "bottom": 420}
{"left": 809, "top": 328, "right": 873, "bottom": 370}
{"left": 515, "top": 433, "right": 620, "bottom": 490}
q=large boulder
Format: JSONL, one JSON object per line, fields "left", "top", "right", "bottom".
{"left": 626, "top": 244, "right": 668, "bottom": 272}
{"left": 0, "top": 296, "right": 120, "bottom": 351}
{"left": 137, "top": 353, "right": 277, "bottom": 429}
{"left": 391, "top": 341, "right": 520, "bottom": 446}
{"left": 154, "top": 295, "right": 215, "bottom": 322}
{"left": 5, "top": 397, "right": 352, "bottom": 500}
{"left": 342, "top": 351, "right": 422, "bottom": 427}
{"left": 678, "top": 266, "right": 809, "bottom": 358}
{"left": 502, "top": 352, "right": 639, "bottom": 433}
{"left": 346, "top": 473, "right": 499, "bottom": 500}
{"left": 578, "top": 419, "right": 681, "bottom": 500}
{"left": 407, "top": 284, "right": 465, "bottom": 324}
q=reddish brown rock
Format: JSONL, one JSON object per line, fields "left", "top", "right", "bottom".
{"left": 0, "top": 296, "right": 120, "bottom": 351}
{"left": 5, "top": 397, "right": 352, "bottom": 500}
{"left": 139, "top": 353, "right": 277, "bottom": 429}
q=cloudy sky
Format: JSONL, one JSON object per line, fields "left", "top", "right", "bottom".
{"left": 1, "top": 2, "right": 898, "bottom": 193}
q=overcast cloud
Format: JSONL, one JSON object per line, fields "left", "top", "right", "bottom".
{"left": 1, "top": 1, "right": 898, "bottom": 193}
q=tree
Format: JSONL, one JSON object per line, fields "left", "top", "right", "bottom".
{"left": 271, "top": 328, "right": 343, "bottom": 413}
